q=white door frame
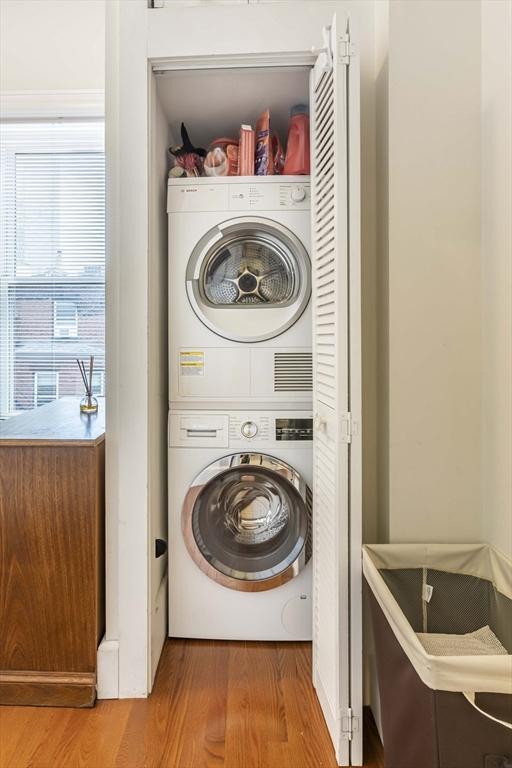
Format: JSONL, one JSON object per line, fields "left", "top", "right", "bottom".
{"left": 100, "top": 0, "right": 150, "bottom": 698}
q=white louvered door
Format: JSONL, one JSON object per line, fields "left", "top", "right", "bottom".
{"left": 310, "top": 14, "right": 362, "bottom": 767}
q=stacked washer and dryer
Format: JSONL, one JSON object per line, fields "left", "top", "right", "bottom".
{"left": 168, "top": 176, "right": 313, "bottom": 641}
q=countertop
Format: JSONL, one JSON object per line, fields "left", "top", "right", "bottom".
{"left": 0, "top": 398, "right": 105, "bottom": 446}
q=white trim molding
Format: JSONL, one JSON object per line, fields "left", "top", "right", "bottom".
{"left": 0, "top": 90, "right": 104, "bottom": 119}
{"left": 97, "top": 637, "right": 120, "bottom": 699}
{"left": 152, "top": 51, "right": 315, "bottom": 73}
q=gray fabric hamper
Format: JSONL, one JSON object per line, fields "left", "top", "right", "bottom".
{"left": 364, "top": 544, "right": 512, "bottom": 768}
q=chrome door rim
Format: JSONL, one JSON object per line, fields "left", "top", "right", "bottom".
{"left": 185, "top": 217, "right": 311, "bottom": 343}
{"left": 182, "top": 453, "right": 312, "bottom": 592}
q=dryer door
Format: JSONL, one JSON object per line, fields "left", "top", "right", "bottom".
{"left": 182, "top": 453, "right": 312, "bottom": 591}
{"left": 186, "top": 217, "right": 310, "bottom": 343}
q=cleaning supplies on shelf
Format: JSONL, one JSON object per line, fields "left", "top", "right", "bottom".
{"left": 272, "top": 132, "right": 285, "bottom": 175}
{"left": 168, "top": 104, "right": 311, "bottom": 180}
{"left": 255, "top": 109, "right": 272, "bottom": 176}
{"left": 169, "top": 165, "right": 186, "bottom": 179}
{"left": 238, "top": 124, "right": 255, "bottom": 176}
{"left": 283, "top": 104, "right": 310, "bottom": 176}
{"left": 204, "top": 137, "right": 239, "bottom": 177}
{"left": 204, "top": 147, "right": 228, "bottom": 177}
{"left": 255, "top": 109, "right": 285, "bottom": 176}
{"left": 169, "top": 123, "right": 206, "bottom": 177}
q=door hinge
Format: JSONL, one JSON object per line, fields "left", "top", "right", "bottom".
{"left": 340, "top": 707, "right": 360, "bottom": 741}
{"left": 339, "top": 34, "right": 356, "bottom": 65}
{"left": 340, "top": 412, "right": 352, "bottom": 444}
{"left": 148, "top": 0, "right": 164, "bottom": 8}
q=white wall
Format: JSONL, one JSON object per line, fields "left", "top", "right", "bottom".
{"left": 481, "top": 0, "right": 512, "bottom": 559}
{"left": 0, "top": 0, "right": 104, "bottom": 94}
{"left": 377, "top": 0, "right": 483, "bottom": 543}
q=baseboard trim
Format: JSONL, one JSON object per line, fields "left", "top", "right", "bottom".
{"left": 97, "top": 636, "right": 119, "bottom": 699}
{"left": 0, "top": 670, "right": 96, "bottom": 707}
{"left": 150, "top": 575, "right": 168, "bottom": 691}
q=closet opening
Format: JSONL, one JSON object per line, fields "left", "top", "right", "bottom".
{"left": 147, "top": 61, "right": 315, "bottom": 685}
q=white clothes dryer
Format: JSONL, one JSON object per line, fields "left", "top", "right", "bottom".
{"left": 168, "top": 410, "right": 313, "bottom": 641}
{"left": 167, "top": 177, "right": 312, "bottom": 410}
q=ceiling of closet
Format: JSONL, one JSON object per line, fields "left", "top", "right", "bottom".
{"left": 155, "top": 67, "right": 310, "bottom": 148}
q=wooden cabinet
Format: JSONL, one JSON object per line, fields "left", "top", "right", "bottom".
{"left": 0, "top": 399, "right": 105, "bottom": 707}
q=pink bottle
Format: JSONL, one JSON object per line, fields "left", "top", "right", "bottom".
{"left": 283, "top": 104, "right": 310, "bottom": 176}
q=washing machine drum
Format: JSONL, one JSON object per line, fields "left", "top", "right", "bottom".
{"left": 186, "top": 217, "right": 311, "bottom": 343}
{"left": 183, "top": 453, "right": 312, "bottom": 591}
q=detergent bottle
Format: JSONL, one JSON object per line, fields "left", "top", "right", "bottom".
{"left": 283, "top": 104, "right": 310, "bottom": 176}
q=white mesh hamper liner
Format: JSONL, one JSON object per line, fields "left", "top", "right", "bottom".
{"left": 417, "top": 626, "right": 508, "bottom": 656}
{"left": 363, "top": 544, "right": 512, "bottom": 695}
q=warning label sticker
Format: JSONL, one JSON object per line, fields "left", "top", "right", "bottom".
{"left": 180, "top": 350, "right": 204, "bottom": 376}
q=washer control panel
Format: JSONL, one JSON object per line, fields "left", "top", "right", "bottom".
{"left": 229, "top": 413, "right": 313, "bottom": 446}
{"left": 169, "top": 411, "right": 313, "bottom": 448}
{"left": 230, "top": 414, "right": 270, "bottom": 442}
{"left": 276, "top": 418, "right": 313, "bottom": 441}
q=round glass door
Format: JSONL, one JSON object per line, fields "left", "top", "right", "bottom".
{"left": 186, "top": 218, "right": 311, "bottom": 343}
{"left": 203, "top": 236, "right": 295, "bottom": 306}
{"left": 182, "top": 454, "right": 312, "bottom": 591}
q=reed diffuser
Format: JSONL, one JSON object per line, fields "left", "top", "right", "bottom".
{"left": 77, "top": 356, "right": 98, "bottom": 414}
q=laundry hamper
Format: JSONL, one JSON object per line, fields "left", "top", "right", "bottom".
{"left": 363, "top": 544, "right": 512, "bottom": 768}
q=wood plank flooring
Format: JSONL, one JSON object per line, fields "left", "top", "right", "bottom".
{"left": 0, "top": 640, "right": 384, "bottom": 768}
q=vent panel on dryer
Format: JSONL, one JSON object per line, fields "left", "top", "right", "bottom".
{"left": 273, "top": 352, "right": 313, "bottom": 392}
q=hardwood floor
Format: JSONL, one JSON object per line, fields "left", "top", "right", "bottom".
{"left": 0, "top": 640, "right": 384, "bottom": 768}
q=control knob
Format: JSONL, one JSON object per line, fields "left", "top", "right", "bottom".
{"left": 241, "top": 421, "right": 258, "bottom": 439}
{"left": 291, "top": 186, "right": 307, "bottom": 203}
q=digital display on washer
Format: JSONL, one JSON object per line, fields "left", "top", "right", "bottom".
{"left": 275, "top": 418, "right": 313, "bottom": 441}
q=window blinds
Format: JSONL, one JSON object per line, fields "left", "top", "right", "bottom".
{"left": 0, "top": 121, "right": 105, "bottom": 418}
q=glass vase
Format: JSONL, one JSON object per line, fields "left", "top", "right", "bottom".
{"left": 80, "top": 394, "right": 98, "bottom": 414}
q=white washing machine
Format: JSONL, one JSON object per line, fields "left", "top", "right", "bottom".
{"left": 167, "top": 176, "right": 312, "bottom": 410}
{"left": 168, "top": 410, "right": 313, "bottom": 640}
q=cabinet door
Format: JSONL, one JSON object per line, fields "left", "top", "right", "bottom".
{"left": 310, "top": 14, "right": 362, "bottom": 766}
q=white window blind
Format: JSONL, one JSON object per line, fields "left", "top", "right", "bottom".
{"left": 0, "top": 121, "right": 105, "bottom": 418}
{"left": 34, "top": 371, "right": 59, "bottom": 408}
{"left": 54, "top": 301, "right": 78, "bottom": 338}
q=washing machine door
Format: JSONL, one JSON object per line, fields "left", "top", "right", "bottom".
{"left": 186, "top": 217, "right": 311, "bottom": 343}
{"left": 182, "top": 453, "right": 312, "bottom": 591}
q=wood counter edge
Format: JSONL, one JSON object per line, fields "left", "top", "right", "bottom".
{"left": 0, "top": 434, "right": 105, "bottom": 447}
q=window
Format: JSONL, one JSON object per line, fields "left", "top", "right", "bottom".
{"left": 91, "top": 371, "right": 104, "bottom": 396}
{"left": 0, "top": 121, "right": 105, "bottom": 418}
{"left": 34, "top": 371, "right": 59, "bottom": 408}
{"left": 54, "top": 301, "right": 78, "bottom": 338}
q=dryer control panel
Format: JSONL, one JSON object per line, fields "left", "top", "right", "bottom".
{"left": 228, "top": 182, "right": 310, "bottom": 211}
{"left": 167, "top": 176, "right": 311, "bottom": 213}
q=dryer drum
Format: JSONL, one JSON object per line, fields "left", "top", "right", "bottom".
{"left": 182, "top": 453, "right": 312, "bottom": 592}
{"left": 186, "top": 217, "right": 311, "bottom": 343}
{"left": 203, "top": 236, "right": 296, "bottom": 306}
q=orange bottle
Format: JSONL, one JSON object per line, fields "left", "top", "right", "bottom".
{"left": 283, "top": 104, "right": 310, "bottom": 176}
